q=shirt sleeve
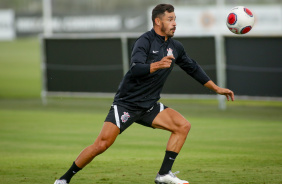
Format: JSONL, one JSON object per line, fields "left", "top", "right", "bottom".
{"left": 175, "top": 42, "right": 211, "bottom": 85}
{"left": 129, "top": 36, "right": 151, "bottom": 78}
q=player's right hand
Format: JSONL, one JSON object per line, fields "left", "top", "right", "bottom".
{"left": 158, "top": 55, "right": 175, "bottom": 69}
{"left": 150, "top": 55, "right": 175, "bottom": 73}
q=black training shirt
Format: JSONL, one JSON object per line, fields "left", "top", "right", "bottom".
{"left": 113, "top": 29, "right": 210, "bottom": 109}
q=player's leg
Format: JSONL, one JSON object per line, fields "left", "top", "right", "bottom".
{"left": 152, "top": 108, "right": 191, "bottom": 153}
{"left": 75, "top": 121, "right": 120, "bottom": 168}
{"left": 54, "top": 121, "right": 120, "bottom": 184}
{"left": 152, "top": 107, "right": 190, "bottom": 184}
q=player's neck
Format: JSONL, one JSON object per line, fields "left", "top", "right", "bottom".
{"left": 153, "top": 27, "right": 168, "bottom": 41}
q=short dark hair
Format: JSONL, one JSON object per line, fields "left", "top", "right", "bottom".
{"left": 152, "top": 4, "right": 174, "bottom": 26}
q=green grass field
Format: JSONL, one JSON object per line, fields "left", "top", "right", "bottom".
{"left": 0, "top": 39, "right": 281, "bottom": 184}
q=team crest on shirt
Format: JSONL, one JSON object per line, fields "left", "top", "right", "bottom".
{"left": 121, "top": 112, "right": 130, "bottom": 123}
{"left": 167, "top": 48, "right": 173, "bottom": 56}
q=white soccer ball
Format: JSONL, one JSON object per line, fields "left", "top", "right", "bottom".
{"left": 226, "top": 6, "right": 255, "bottom": 34}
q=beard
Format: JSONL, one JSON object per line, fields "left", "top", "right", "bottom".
{"left": 161, "top": 23, "right": 175, "bottom": 38}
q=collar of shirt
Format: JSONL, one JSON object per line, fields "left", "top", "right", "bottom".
{"left": 151, "top": 28, "right": 171, "bottom": 44}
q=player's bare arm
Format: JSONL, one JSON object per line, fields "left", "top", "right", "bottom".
{"left": 150, "top": 55, "right": 175, "bottom": 73}
{"left": 204, "top": 80, "right": 234, "bottom": 101}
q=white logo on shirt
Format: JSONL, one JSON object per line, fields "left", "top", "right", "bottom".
{"left": 167, "top": 48, "right": 173, "bottom": 56}
{"left": 152, "top": 50, "right": 159, "bottom": 53}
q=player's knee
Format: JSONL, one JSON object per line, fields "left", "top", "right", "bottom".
{"left": 92, "top": 140, "right": 111, "bottom": 156}
{"left": 178, "top": 120, "right": 191, "bottom": 135}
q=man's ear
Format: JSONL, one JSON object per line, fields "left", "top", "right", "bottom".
{"left": 155, "top": 17, "right": 161, "bottom": 26}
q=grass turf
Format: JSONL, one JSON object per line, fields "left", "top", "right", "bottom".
{"left": 0, "top": 98, "right": 281, "bottom": 184}
{"left": 0, "top": 38, "right": 41, "bottom": 98}
{"left": 0, "top": 38, "right": 281, "bottom": 183}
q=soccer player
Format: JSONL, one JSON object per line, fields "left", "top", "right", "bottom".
{"left": 54, "top": 4, "right": 234, "bottom": 184}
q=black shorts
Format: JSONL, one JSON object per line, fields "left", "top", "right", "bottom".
{"left": 105, "top": 102, "right": 168, "bottom": 133}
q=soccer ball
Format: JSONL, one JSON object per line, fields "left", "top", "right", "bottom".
{"left": 226, "top": 6, "right": 255, "bottom": 34}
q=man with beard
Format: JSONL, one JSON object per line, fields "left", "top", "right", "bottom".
{"left": 54, "top": 4, "right": 234, "bottom": 184}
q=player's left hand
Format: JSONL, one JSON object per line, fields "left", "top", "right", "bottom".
{"left": 204, "top": 80, "right": 234, "bottom": 101}
{"left": 216, "top": 88, "right": 234, "bottom": 101}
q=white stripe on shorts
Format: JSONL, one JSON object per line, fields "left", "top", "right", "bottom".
{"left": 160, "top": 102, "right": 164, "bottom": 112}
{"left": 113, "top": 105, "right": 120, "bottom": 128}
